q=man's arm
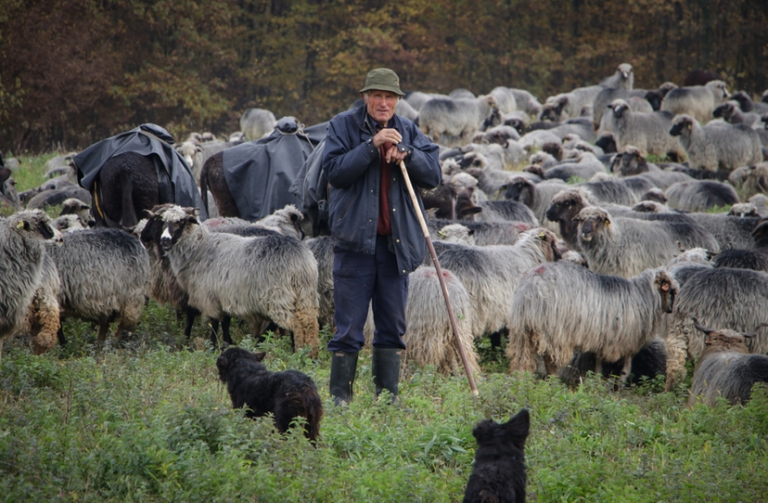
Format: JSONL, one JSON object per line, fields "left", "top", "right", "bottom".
{"left": 400, "top": 123, "right": 441, "bottom": 190}
{"left": 322, "top": 119, "right": 378, "bottom": 189}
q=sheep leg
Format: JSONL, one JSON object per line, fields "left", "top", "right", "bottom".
{"left": 489, "top": 330, "right": 503, "bottom": 349}
{"left": 183, "top": 306, "right": 199, "bottom": 339}
{"left": 543, "top": 354, "right": 559, "bottom": 376}
{"left": 221, "top": 315, "right": 232, "bottom": 346}
{"left": 594, "top": 357, "right": 603, "bottom": 377}
{"left": 618, "top": 356, "right": 633, "bottom": 386}
{"left": 57, "top": 326, "right": 67, "bottom": 347}
{"left": 209, "top": 318, "right": 220, "bottom": 348}
{"left": 97, "top": 322, "right": 110, "bottom": 343}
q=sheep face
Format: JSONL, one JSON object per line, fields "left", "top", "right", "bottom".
{"left": 574, "top": 208, "right": 610, "bottom": 243}
{"left": 712, "top": 102, "right": 736, "bottom": 121}
{"left": 157, "top": 206, "right": 199, "bottom": 252}
{"left": 654, "top": 270, "right": 678, "bottom": 313}
{"left": 616, "top": 147, "right": 649, "bottom": 177}
{"left": 504, "top": 178, "right": 534, "bottom": 207}
{"left": 546, "top": 190, "right": 586, "bottom": 225}
{"left": 669, "top": 116, "right": 694, "bottom": 137}
{"left": 617, "top": 63, "right": 633, "bottom": 84}
{"left": 610, "top": 99, "right": 630, "bottom": 119}
{"left": 459, "top": 152, "right": 487, "bottom": 170}
{"left": 706, "top": 80, "right": 730, "bottom": 101}
{"left": 541, "top": 142, "right": 563, "bottom": 161}
{"left": 693, "top": 321, "right": 755, "bottom": 354}
{"left": 10, "top": 210, "right": 63, "bottom": 246}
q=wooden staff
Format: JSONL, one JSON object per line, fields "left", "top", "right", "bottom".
{"left": 398, "top": 160, "right": 479, "bottom": 396}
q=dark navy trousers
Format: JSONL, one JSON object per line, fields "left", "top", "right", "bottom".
{"left": 328, "top": 235, "right": 409, "bottom": 353}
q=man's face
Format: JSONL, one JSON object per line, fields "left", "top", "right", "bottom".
{"left": 363, "top": 90, "right": 399, "bottom": 126}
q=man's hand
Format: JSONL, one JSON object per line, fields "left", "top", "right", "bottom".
{"left": 384, "top": 144, "right": 410, "bottom": 164}
{"left": 372, "top": 127, "right": 402, "bottom": 148}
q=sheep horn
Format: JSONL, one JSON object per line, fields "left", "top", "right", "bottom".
{"left": 693, "top": 318, "right": 715, "bottom": 335}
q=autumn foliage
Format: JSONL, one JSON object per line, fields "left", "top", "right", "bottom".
{"left": 1, "top": 0, "right": 766, "bottom": 153}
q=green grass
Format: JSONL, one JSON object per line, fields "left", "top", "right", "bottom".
{"left": 2, "top": 303, "right": 768, "bottom": 502}
{"left": 3, "top": 153, "right": 767, "bottom": 502}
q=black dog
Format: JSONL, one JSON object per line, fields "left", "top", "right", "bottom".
{"left": 216, "top": 347, "right": 323, "bottom": 442}
{"left": 463, "top": 409, "right": 530, "bottom": 503}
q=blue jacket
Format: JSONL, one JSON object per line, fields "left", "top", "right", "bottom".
{"left": 322, "top": 105, "right": 441, "bottom": 275}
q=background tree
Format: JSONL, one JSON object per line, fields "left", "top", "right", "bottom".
{"left": 1, "top": 0, "right": 766, "bottom": 153}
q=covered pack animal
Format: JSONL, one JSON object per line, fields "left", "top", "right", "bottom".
{"left": 216, "top": 347, "right": 323, "bottom": 442}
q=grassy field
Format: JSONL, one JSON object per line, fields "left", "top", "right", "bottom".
{"left": 1, "top": 153, "right": 767, "bottom": 502}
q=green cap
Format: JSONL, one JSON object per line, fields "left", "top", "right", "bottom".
{"left": 359, "top": 68, "right": 404, "bottom": 96}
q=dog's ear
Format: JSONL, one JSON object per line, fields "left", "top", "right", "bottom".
{"left": 254, "top": 351, "right": 267, "bottom": 362}
{"left": 504, "top": 409, "right": 530, "bottom": 448}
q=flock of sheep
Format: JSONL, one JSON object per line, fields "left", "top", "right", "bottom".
{"left": 2, "top": 62, "right": 768, "bottom": 407}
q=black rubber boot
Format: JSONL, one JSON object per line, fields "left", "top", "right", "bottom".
{"left": 329, "top": 351, "right": 358, "bottom": 406}
{"left": 372, "top": 348, "right": 402, "bottom": 403}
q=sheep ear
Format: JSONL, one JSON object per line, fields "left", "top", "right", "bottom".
{"left": 693, "top": 318, "right": 715, "bottom": 335}
{"left": 16, "top": 219, "right": 27, "bottom": 230}
{"left": 438, "top": 230, "right": 446, "bottom": 238}
{"left": 741, "top": 332, "right": 757, "bottom": 338}
{"left": 660, "top": 281, "right": 670, "bottom": 292}
{"left": 468, "top": 229, "right": 475, "bottom": 236}
{"left": 604, "top": 217, "right": 611, "bottom": 226}
{"left": 253, "top": 352, "right": 267, "bottom": 361}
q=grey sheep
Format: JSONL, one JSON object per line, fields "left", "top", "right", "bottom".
{"left": 135, "top": 210, "right": 201, "bottom": 341}
{"left": 156, "top": 205, "right": 320, "bottom": 356}
{"left": 488, "top": 87, "right": 519, "bottom": 114}
{"left": 687, "top": 212, "right": 760, "bottom": 250}
{"left": 726, "top": 91, "right": 768, "bottom": 115}
{"left": 506, "top": 260, "right": 678, "bottom": 385}
{"left": 575, "top": 206, "right": 720, "bottom": 278}
{"left": 395, "top": 99, "right": 419, "bottom": 121}
{"left": 419, "top": 96, "right": 500, "bottom": 146}
{"left": 541, "top": 152, "right": 607, "bottom": 183}
{"left": 728, "top": 163, "right": 768, "bottom": 201}
{"left": 404, "top": 266, "right": 479, "bottom": 375}
{"left": 0, "top": 210, "right": 63, "bottom": 361}
{"left": 503, "top": 177, "right": 567, "bottom": 234}
{"left": 0, "top": 168, "right": 21, "bottom": 212}
{"left": 540, "top": 86, "right": 602, "bottom": 122}
{"left": 665, "top": 180, "right": 740, "bottom": 212}
{"left": 240, "top": 108, "right": 277, "bottom": 141}
{"left": 545, "top": 187, "right": 705, "bottom": 249}
{"left": 47, "top": 227, "right": 150, "bottom": 344}
{"left": 670, "top": 115, "right": 763, "bottom": 172}
{"left": 669, "top": 115, "right": 763, "bottom": 171}
{"left": 664, "top": 267, "right": 768, "bottom": 390}
{"left": 427, "top": 218, "right": 528, "bottom": 246}
{"left": 608, "top": 100, "right": 685, "bottom": 159}
{"left": 404, "top": 91, "right": 449, "bottom": 111}
{"left": 728, "top": 203, "right": 760, "bottom": 218}
{"left": 51, "top": 214, "right": 89, "bottom": 233}
{"left": 59, "top": 198, "right": 95, "bottom": 227}
{"left": 435, "top": 228, "right": 561, "bottom": 341}
{"left": 712, "top": 100, "right": 761, "bottom": 127}
{"left": 687, "top": 322, "right": 768, "bottom": 407}
{"left": 509, "top": 89, "right": 543, "bottom": 116}
{"left": 661, "top": 80, "right": 730, "bottom": 124}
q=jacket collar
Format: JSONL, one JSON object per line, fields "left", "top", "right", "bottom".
{"left": 353, "top": 105, "right": 400, "bottom": 135}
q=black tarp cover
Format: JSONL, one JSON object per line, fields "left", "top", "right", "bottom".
{"left": 74, "top": 124, "right": 207, "bottom": 219}
{"left": 222, "top": 120, "right": 327, "bottom": 221}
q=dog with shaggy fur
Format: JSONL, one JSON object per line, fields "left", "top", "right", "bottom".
{"left": 216, "top": 347, "right": 323, "bottom": 442}
{"left": 463, "top": 409, "right": 530, "bottom": 503}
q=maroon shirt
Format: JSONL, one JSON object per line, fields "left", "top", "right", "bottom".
{"left": 377, "top": 139, "right": 393, "bottom": 235}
